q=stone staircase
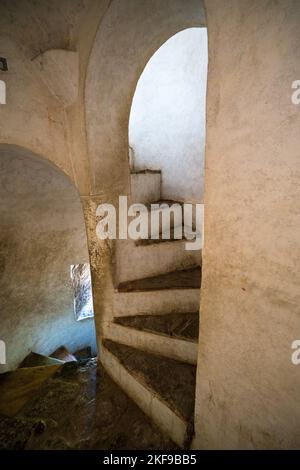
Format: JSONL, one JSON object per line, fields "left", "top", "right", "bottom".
{"left": 0, "top": 171, "right": 202, "bottom": 449}
{"left": 101, "top": 170, "right": 202, "bottom": 448}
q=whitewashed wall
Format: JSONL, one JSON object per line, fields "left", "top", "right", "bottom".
{"left": 129, "top": 27, "right": 208, "bottom": 203}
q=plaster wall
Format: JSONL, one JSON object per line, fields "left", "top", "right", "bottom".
{"left": 129, "top": 28, "right": 208, "bottom": 203}
{"left": 0, "top": 146, "right": 96, "bottom": 373}
{"left": 0, "top": 0, "right": 109, "bottom": 195}
{"left": 0, "top": 2, "right": 109, "bottom": 370}
{"left": 0, "top": 35, "right": 71, "bottom": 179}
{"left": 194, "top": 0, "right": 300, "bottom": 449}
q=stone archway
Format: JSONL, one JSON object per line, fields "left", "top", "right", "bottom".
{"left": 84, "top": 0, "right": 206, "bottom": 330}
{"left": 128, "top": 26, "right": 208, "bottom": 204}
{"left": 0, "top": 144, "right": 97, "bottom": 372}
{"left": 85, "top": 0, "right": 206, "bottom": 199}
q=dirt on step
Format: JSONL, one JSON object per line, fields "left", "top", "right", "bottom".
{"left": 0, "top": 359, "right": 176, "bottom": 450}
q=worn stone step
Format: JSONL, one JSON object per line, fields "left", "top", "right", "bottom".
{"left": 130, "top": 170, "right": 161, "bottom": 205}
{"left": 116, "top": 237, "right": 201, "bottom": 283}
{"left": 19, "top": 352, "right": 64, "bottom": 369}
{"left": 129, "top": 200, "right": 186, "bottom": 239}
{"left": 101, "top": 339, "right": 196, "bottom": 447}
{"left": 50, "top": 346, "right": 77, "bottom": 363}
{"left": 117, "top": 267, "right": 201, "bottom": 293}
{"left": 115, "top": 312, "right": 199, "bottom": 342}
{"left": 104, "top": 315, "right": 198, "bottom": 364}
{"left": 114, "top": 288, "right": 200, "bottom": 317}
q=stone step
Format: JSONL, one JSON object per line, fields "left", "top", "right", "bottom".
{"left": 50, "top": 346, "right": 77, "bottom": 363}
{"left": 129, "top": 200, "right": 191, "bottom": 239}
{"left": 101, "top": 339, "right": 196, "bottom": 447}
{"left": 130, "top": 170, "right": 161, "bottom": 205}
{"left": 117, "top": 267, "right": 201, "bottom": 293}
{"left": 106, "top": 312, "right": 199, "bottom": 363}
{"left": 134, "top": 224, "right": 198, "bottom": 245}
{"left": 116, "top": 237, "right": 201, "bottom": 283}
{"left": 114, "top": 267, "right": 200, "bottom": 316}
{"left": 113, "top": 267, "right": 201, "bottom": 316}
{"left": 19, "top": 352, "right": 64, "bottom": 368}
{"left": 114, "top": 289, "right": 200, "bottom": 317}
{"left": 115, "top": 312, "right": 199, "bottom": 342}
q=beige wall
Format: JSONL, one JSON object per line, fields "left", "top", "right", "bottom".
{"left": 0, "top": 0, "right": 107, "bottom": 372}
{"left": 0, "top": 34, "right": 71, "bottom": 178}
{"left": 194, "top": 0, "right": 300, "bottom": 449}
{"left": 0, "top": 0, "right": 108, "bottom": 194}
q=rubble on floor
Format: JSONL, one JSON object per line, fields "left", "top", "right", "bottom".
{"left": 0, "top": 358, "right": 176, "bottom": 450}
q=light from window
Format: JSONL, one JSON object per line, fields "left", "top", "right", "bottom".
{"left": 70, "top": 263, "right": 94, "bottom": 321}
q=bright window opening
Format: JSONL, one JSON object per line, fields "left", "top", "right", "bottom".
{"left": 70, "top": 263, "right": 94, "bottom": 321}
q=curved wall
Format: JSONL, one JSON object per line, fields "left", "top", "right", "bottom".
{"left": 0, "top": 145, "right": 97, "bottom": 372}
{"left": 194, "top": 0, "right": 300, "bottom": 450}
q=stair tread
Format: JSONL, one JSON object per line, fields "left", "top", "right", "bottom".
{"left": 103, "top": 339, "right": 196, "bottom": 421}
{"left": 117, "top": 267, "right": 201, "bottom": 293}
{"left": 114, "top": 312, "right": 199, "bottom": 342}
{"left": 50, "top": 346, "right": 77, "bottom": 363}
{"left": 19, "top": 352, "right": 64, "bottom": 368}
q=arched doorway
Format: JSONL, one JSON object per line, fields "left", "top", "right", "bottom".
{"left": 129, "top": 27, "right": 208, "bottom": 205}
{"left": 0, "top": 145, "right": 97, "bottom": 372}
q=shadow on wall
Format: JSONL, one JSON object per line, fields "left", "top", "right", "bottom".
{"left": 0, "top": 145, "right": 97, "bottom": 373}
{"left": 129, "top": 27, "right": 208, "bottom": 204}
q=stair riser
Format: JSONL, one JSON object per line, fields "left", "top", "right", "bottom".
{"left": 147, "top": 205, "right": 184, "bottom": 238}
{"left": 130, "top": 172, "right": 161, "bottom": 205}
{"left": 104, "top": 323, "right": 198, "bottom": 364}
{"left": 101, "top": 346, "right": 187, "bottom": 447}
{"left": 127, "top": 206, "right": 201, "bottom": 240}
{"left": 116, "top": 239, "right": 201, "bottom": 283}
{"left": 114, "top": 289, "right": 200, "bottom": 317}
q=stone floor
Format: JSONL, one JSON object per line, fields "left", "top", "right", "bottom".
{"left": 114, "top": 312, "right": 199, "bottom": 341}
{"left": 103, "top": 340, "right": 196, "bottom": 422}
{"left": 117, "top": 267, "right": 201, "bottom": 292}
{"left": 0, "top": 359, "right": 176, "bottom": 450}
